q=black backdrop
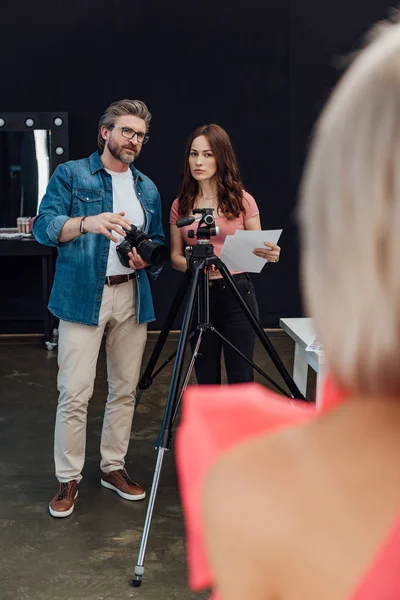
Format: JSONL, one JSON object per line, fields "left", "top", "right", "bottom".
{"left": 0, "top": 0, "right": 392, "bottom": 332}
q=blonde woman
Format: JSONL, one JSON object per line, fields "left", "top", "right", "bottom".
{"left": 177, "top": 17, "right": 400, "bottom": 600}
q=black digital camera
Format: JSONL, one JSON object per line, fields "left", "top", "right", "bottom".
{"left": 116, "top": 225, "right": 169, "bottom": 268}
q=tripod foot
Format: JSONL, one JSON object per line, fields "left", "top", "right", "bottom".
{"left": 132, "top": 565, "right": 145, "bottom": 587}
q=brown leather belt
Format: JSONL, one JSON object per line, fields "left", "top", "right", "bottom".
{"left": 105, "top": 272, "right": 136, "bottom": 286}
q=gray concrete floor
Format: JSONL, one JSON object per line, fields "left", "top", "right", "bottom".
{"left": 0, "top": 331, "right": 315, "bottom": 600}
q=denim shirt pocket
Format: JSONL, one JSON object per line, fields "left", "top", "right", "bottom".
{"left": 71, "top": 188, "right": 103, "bottom": 217}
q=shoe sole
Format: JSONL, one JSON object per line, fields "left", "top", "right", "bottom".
{"left": 48, "top": 491, "right": 78, "bottom": 518}
{"left": 100, "top": 479, "right": 146, "bottom": 501}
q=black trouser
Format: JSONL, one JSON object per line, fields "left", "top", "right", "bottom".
{"left": 190, "top": 272, "right": 260, "bottom": 384}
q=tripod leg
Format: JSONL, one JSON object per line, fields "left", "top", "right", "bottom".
{"left": 216, "top": 262, "right": 305, "bottom": 400}
{"left": 211, "top": 325, "right": 289, "bottom": 396}
{"left": 134, "top": 327, "right": 201, "bottom": 585}
{"left": 136, "top": 270, "right": 192, "bottom": 407}
{"left": 172, "top": 327, "right": 204, "bottom": 423}
{"left": 157, "top": 267, "right": 202, "bottom": 449}
{"left": 133, "top": 447, "right": 166, "bottom": 587}
{"left": 132, "top": 267, "right": 203, "bottom": 585}
{"left": 136, "top": 330, "right": 197, "bottom": 407}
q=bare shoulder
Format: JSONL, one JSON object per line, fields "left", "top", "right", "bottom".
{"left": 203, "top": 425, "right": 307, "bottom": 528}
{"left": 202, "top": 426, "right": 308, "bottom": 599}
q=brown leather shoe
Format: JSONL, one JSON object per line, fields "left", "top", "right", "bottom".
{"left": 49, "top": 480, "right": 79, "bottom": 518}
{"left": 101, "top": 468, "right": 146, "bottom": 501}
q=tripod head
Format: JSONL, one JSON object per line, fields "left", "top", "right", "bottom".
{"left": 176, "top": 207, "right": 219, "bottom": 244}
{"left": 176, "top": 207, "right": 220, "bottom": 266}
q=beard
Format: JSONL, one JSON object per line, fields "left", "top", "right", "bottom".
{"left": 107, "top": 136, "right": 141, "bottom": 164}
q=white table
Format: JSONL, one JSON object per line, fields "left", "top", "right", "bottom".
{"left": 279, "top": 317, "right": 326, "bottom": 406}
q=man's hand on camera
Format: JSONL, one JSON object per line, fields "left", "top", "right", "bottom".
{"left": 83, "top": 212, "right": 132, "bottom": 243}
{"left": 128, "top": 248, "right": 150, "bottom": 270}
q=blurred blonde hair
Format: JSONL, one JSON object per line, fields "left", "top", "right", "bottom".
{"left": 299, "top": 20, "right": 400, "bottom": 395}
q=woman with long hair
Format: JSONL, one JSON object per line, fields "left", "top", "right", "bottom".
{"left": 170, "top": 124, "right": 281, "bottom": 384}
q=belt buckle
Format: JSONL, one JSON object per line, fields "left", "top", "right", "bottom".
{"left": 106, "top": 276, "right": 112, "bottom": 286}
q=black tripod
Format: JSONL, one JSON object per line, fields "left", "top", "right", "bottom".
{"left": 132, "top": 209, "right": 306, "bottom": 587}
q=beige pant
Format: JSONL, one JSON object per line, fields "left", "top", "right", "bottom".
{"left": 55, "top": 280, "right": 147, "bottom": 483}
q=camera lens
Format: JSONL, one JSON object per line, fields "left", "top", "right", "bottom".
{"left": 138, "top": 241, "right": 170, "bottom": 266}
{"left": 116, "top": 224, "right": 169, "bottom": 268}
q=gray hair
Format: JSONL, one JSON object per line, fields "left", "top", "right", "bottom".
{"left": 97, "top": 99, "right": 152, "bottom": 152}
{"left": 299, "top": 20, "right": 400, "bottom": 396}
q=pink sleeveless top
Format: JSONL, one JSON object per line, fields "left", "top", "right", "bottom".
{"left": 352, "top": 517, "right": 400, "bottom": 599}
{"left": 169, "top": 191, "right": 260, "bottom": 258}
{"left": 176, "top": 378, "right": 400, "bottom": 599}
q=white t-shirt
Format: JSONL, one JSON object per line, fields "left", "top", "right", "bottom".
{"left": 104, "top": 168, "right": 145, "bottom": 276}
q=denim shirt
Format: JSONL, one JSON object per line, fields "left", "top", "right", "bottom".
{"left": 33, "top": 151, "right": 165, "bottom": 326}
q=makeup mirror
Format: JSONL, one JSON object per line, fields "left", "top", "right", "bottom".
{"left": 0, "top": 112, "right": 68, "bottom": 228}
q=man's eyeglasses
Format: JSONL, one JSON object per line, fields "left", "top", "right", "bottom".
{"left": 111, "top": 125, "right": 149, "bottom": 144}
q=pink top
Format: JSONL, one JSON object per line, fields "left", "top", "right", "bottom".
{"left": 351, "top": 517, "right": 400, "bottom": 599}
{"left": 176, "top": 379, "right": 400, "bottom": 599}
{"left": 169, "top": 191, "right": 260, "bottom": 257}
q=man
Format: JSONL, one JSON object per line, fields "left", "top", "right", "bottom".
{"left": 33, "top": 99, "right": 164, "bottom": 517}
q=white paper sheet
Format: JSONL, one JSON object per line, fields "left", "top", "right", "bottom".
{"left": 219, "top": 229, "right": 283, "bottom": 273}
{"left": 305, "top": 335, "right": 324, "bottom": 352}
